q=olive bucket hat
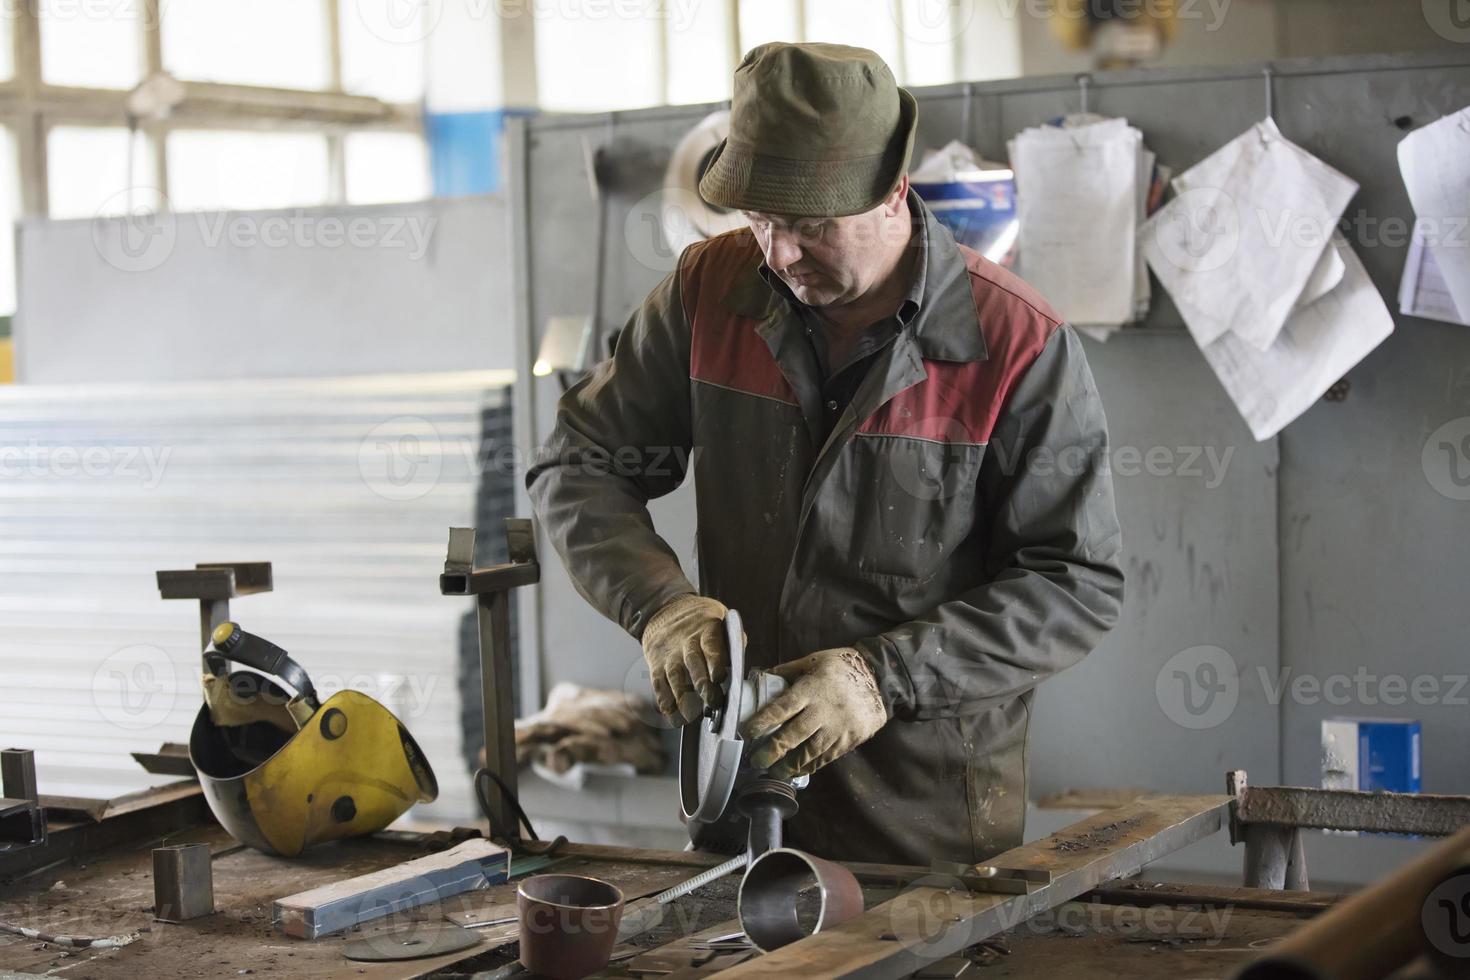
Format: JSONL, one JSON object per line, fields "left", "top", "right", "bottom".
{"left": 698, "top": 42, "right": 918, "bottom": 219}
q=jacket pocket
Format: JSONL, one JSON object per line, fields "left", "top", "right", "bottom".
{"left": 844, "top": 434, "right": 984, "bottom": 582}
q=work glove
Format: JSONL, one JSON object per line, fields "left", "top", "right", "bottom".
{"left": 641, "top": 594, "right": 730, "bottom": 724}
{"left": 741, "top": 648, "right": 887, "bottom": 781}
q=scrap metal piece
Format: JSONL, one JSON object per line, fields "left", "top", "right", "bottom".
{"left": 439, "top": 521, "right": 540, "bottom": 841}
{"left": 275, "top": 838, "right": 509, "bottom": 939}
{"left": 153, "top": 843, "right": 214, "bottom": 921}
{"left": 737, "top": 848, "right": 864, "bottom": 953}
{"left": 0, "top": 798, "right": 45, "bottom": 846}
{"left": 131, "top": 743, "right": 196, "bottom": 778}
{"left": 1, "top": 749, "right": 38, "bottom": 803}
{"left": 157, "top": 561, "right": 273, "bottom": 652}
{"left": 1237, "top": 783, "right": 1470, "bottom": 837}
{"left": 342, "top": 922, "right": 480, "bottom": 961}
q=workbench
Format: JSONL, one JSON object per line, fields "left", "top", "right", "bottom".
{"left": 0, "top": 784, "right": 1331, "bottom": 980}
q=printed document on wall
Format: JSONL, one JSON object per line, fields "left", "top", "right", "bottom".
{"left": 1400, "top": 218, "right": 1469, "bottom": 327}
{"left": 1010, "top": 118, "right": 1141, "bottom": 329}
{"left": 1397, "top": 107, "right": 1470, "bottom": 323}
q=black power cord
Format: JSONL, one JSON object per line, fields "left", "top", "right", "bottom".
{"left": 474, "top": 767, "right": 540, "bottom": 842}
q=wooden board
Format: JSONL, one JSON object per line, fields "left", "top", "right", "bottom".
{"left": 718, "top": 794, "right": 1233, "bottom": 979}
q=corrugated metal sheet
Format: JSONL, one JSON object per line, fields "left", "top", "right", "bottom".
{"left": 0, "top": 370, "right": 514, "bottom": 822}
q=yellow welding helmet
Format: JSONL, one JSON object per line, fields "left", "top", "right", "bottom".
{"left": 188, "top": 622, "right": 438, "bottom": 857}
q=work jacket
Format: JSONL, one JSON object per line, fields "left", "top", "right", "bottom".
{"left": 528, "top": 200, "right": 1125, "bottom": 865}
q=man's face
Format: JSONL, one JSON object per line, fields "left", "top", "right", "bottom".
{"left": 743, "top": 199, "right": 898, "bottom": 309}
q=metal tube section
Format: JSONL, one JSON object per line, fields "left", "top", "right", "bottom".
{"left": 1, "top": 749, "right": 38, "bottom": 803}
{"left": 737, "top": 848, "right": 864, "bottom": 953}
{"left": 1235, "top": 825, "right": 1470, "bottom": 980}
{"left": 1243, "top": 825, "right": 1309, "bottom": 891}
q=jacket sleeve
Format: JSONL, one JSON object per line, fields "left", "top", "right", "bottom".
{"left": 525, "top": 263, "right": 698, "bottom": 640}
{"left": 855, "top": 325, "right": 1125, "bottom": 721}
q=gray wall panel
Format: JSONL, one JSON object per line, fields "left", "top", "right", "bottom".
{"left": 1031, "top": 332, "right": 1280, "bottom": 795}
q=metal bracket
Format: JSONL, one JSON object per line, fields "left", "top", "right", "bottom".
{"left": 156, "top": 561, "right": 273, "bottom": 654}
{"left": 0, "top": 749, "right": 45, "bottom": 848}
{"left": 439, "top": 520, "right": 540, "bottom": 842}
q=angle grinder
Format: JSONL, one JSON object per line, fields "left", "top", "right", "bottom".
{"left": 677, "top": 609, "right": 808, "bottom": 854}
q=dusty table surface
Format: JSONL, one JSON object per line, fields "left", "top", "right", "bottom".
{"left": 0, "top": 823, "right": 1323, "bottom": 980}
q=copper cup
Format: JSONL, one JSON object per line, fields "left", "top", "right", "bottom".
{"left": 516, "top": 874, "right": 625, "bottom": 979}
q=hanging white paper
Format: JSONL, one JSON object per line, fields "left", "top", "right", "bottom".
{"left": 1143, "top": 119, "right": 1358, "bottom": 351}
{"left": 1198, "top": 233, "right": 1393, "bottom": 441}
{"left": 1010, "top": 118, "right": 1142, "bottom": 329}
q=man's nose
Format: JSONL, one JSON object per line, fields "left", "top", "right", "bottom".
{"left": 764, "top": 228, "right": 803, "bottom": 272}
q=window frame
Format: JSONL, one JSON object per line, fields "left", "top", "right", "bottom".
{"left": 2, "top": 0, "right": 422, "bottom": 220}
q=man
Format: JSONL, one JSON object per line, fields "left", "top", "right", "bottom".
{"left": 528, "top": 42, "right": 1124, "bottom": 865}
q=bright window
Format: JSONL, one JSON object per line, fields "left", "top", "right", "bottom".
{"left": 344, "top": 132, "right": 430, "bottom": 205}
{"left": 46, "top": 126, "right": 157, "bottom": 220}
{"left": 162, "top": 0, "right": 329, "bottom": 90}
{"left": 666, "top": 0, "right": 733, "bottom": 105}
{"left": 0, "top": 4, "right": 16, "bottom": 81}
{"left": 39, "top": 0, "right": 145, "bottom": 89}
{"left": 803, "top": 0, "right": 902, "bottom": 75}
{"left": 166, "top": 131, "right": 330, "bottom": 212}
{"left": 900, "top": 0, "right": 961, "bottom": 87}
{"left": 341, "top": 4, "right": 427, "bottom": 103}
{"left": 536, "top": 9, "right": 662, "bottom": 111}
{"left": 738, "top": 0, "right": 802, "bottom": 55}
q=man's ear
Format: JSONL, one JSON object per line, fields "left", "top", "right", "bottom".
{"left": 882, "top": 174, "right": 910, "bottom": 216}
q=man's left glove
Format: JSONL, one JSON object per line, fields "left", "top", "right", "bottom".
{"left": 741, "top": 648, "right": 887, "bottom": 781}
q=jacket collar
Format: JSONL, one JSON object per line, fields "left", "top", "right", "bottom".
{"left": 720, "top": 193, "right": 987, "bottom": 362}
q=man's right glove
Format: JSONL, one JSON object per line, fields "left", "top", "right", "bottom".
{"left": 641, "top": 594, "right": 730, "bottom": 723}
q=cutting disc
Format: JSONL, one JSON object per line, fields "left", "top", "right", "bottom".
{"left": 678, "top": 608, "right": 747, "bottom": 833}
{"left": 341, "top": 922, "right": 480, "bottom": 961}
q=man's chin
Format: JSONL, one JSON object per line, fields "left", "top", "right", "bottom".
{"left": 789, "top": 281, "right": 840, "bottom": 307}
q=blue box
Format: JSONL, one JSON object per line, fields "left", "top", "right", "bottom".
{"left": 1323, "top": 717, "right": 1421, "bottom": 836}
